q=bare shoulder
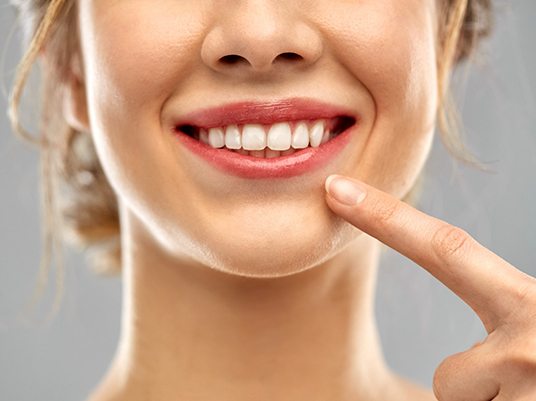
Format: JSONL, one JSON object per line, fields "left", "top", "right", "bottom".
{"left": 386, "top": 373, "right": 437, "bottom": 401}
{"left": 84, "top": 373, "right": 124, "bottom": 401}
{"left": 86, "top": 369, "right": 437, "bottom": 401}
{"left": 84, "top": 385, "right": 117, "bottom": 401}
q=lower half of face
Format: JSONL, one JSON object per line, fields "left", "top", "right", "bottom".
{"left": 80, "top": 0, "right": 438, "bottom": 277}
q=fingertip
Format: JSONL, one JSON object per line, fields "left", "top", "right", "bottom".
{"left": 324, "top": 175, "right": 367, "bottom": 206}
{"left": 325, "top": 174, "right": 340, "bottom": 194}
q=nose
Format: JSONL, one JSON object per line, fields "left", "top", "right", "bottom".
{"left": 200, "top": 2, "right": 323, "bottom": 77}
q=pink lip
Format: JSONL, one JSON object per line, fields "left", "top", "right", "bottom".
{"left": 173, "top": 98, "right": 357, "bottom": 129}
{"left": 170, "top": 98, "right": 358, "bottom": 179}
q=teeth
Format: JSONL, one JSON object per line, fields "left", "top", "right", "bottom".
{"left": 242, "top": 124, "right": 266, "bottom": 150}
{"left": 201, "top": 119, "right": 333, "bottom": 153}
{"left": 309, "top": 120, "right": 324, "bottom": 148}
{"left": 249, "top": 149, "right": 265, "bottom": 158}
{"left": 200, "top": 128, "right": 209, "bottom": 145}
{"left": 225, "top": 124, "right": 241, "bottom": 149}
{"left": 230, "top": 148, "right": 298, "bottom": 157}
{"left": 281, "top": 148, "right": 297, "bottom": 156}
{"left": 265, "top": 148, "right": 281, "bottom": 158}
{"left": 321, "top": 128, "right": 330, "bottom": 144}
{"left": 291, "top": 122, "right": 309, "bottom": 149}
{"left": 267, "top": 122, "right": 292, "bottom": 151}
{"left": 208, "top": 127, "right": 225, "bottom": 148}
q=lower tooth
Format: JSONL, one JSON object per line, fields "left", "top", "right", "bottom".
{"left": 265, "top": 149, "right": 281, "bottom": 158}
{"left": 228, "top": 148, "right": 301, "bottom": 157}
{"left": 249, "top": 150, "right": 265, "bottom": 158}
{"left": 281, "top": 148, "right": 296, "bottom": 156}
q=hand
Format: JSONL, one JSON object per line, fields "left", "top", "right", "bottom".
{"left": 324, "top": 174, "right": 536, "bottom": 401}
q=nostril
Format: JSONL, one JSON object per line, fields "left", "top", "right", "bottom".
{"left": 278, "top": 52, "right": 302, "bottom": 61}
{"left": 220, "top": 54, "right": 245, "bottom": 65}
{"left": 220, "top": 53, "right": 302, "bottom": 66}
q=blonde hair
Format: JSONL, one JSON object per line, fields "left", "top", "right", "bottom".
{"left": 7, "top": 0, "right": 493, "bottom": 322}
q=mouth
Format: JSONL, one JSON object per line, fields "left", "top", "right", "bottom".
{"left": 170, "top": 98, "right": 359, "bottom": 179}
{"left": 174, "top": 115, "right": 356, "bottom": 158}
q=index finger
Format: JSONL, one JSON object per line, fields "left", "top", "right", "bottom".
{"left": 325, "top": 174, "right": 534, "bottom": 331}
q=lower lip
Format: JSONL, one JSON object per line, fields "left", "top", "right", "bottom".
{"left": 173, "top": 125, "right": 356, "bottom": 179}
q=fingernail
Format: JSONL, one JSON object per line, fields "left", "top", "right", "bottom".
{"left": 325, "top": 175, "right": 367, "bottom": 206}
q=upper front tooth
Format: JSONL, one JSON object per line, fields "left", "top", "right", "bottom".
{"left": 208, "top": 127, "right": 225, "bottom": 148}
{"left": 291, "top": 122, "right": 309, "bottom": 149}
{"left": 242, "top": 124, "right": 266, "bottom": 150}
{"left": 267, "top": 122, "right": 292, "bottom": 151}
{"left": 225, "top": 125, "right": 241, "bottom": 149}
{"left": 309, "top": 120, "right": 325, "bottom": 148}
{"left": 204, "top": 119, "right": 330, "bottom": 150}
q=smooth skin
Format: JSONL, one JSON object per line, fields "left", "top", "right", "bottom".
{"left": 52, "top": 0, "right": 534, "bottom": 400}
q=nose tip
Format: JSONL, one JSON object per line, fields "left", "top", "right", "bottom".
{"left": 200, "top": 7, "right": 322, "bottom": 77}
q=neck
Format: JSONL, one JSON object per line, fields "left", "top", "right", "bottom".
{"left": 97, "top": 206, "right": 393, "bottom": 401}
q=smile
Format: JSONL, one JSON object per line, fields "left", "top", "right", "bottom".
{"left": 171, "top": 98, "right": 358, "bottom": 179}
{"left": 178, "top": 116, "right": 355, "bottom": 156}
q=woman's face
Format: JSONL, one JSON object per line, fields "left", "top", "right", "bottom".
{"left": 74, "top": 0, "right": 438, "bottom": 277}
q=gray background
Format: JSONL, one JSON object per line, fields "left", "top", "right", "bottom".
{"left": 1, "top": 1, "right": 535, "bottom": 400}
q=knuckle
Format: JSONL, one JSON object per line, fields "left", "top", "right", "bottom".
{"left": 501, "top": 334, "right": 536, "bottom": 375}
{"left": 503, "top": 354, "right": 536, "bottom": 378}
{"left": 432, "top": 354, "right": 460, "bottom": 400}
{"left": 502, "top": 283, "right": 536, "bottom": 324}
{"left": 431, "top": 224, "right": 473, "bottom": 263}
{"left": 431, "top": 370, "right": 445, "bottom": 400}
{"left": 512, "top": 281, "right": 536, "bottom": 306}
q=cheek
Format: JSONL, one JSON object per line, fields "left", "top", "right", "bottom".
{"left": 80, "top": 2, "right": 208, "bottom": 113}
{"left": 326, "top": 1, "right": 438, "bottom": 119}
{"left": 317, "top": 0, "right": 438, "bottom": 194}
{"left": 77, "top": 2, "right": 210, "bottom": 208}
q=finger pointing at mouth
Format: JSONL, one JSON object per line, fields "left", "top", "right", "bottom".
{"left": 324, "top": 174, "right": 536, "bottom": 333}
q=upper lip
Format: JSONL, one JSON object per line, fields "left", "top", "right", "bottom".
{"left": 173, "top": 97, "right": 358, "bottom": 130}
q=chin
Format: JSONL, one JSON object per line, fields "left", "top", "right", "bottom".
{"left": 192, "top": 210, "right": 360, "bottom": 278}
